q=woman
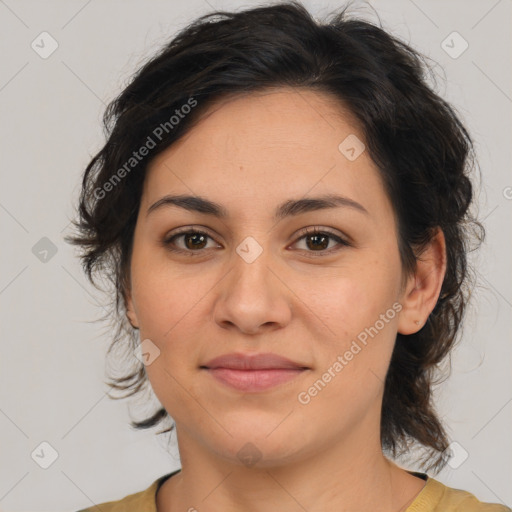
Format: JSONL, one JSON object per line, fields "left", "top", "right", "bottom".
{"left": 68, "top": 2, "right": 510, "bottom": 511}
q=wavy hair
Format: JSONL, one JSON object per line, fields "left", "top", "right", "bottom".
{"left": 66, "top": 1, "right": 484, "bottom": 474}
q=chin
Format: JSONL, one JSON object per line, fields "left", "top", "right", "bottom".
{"left": 203, "top": 424, "right": 308, "bottom": 469}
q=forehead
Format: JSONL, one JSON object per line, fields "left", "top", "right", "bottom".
{"left": 142, "top": 88, "right": 392, "bottom": 223}
{"left": 155, "top": 87, "right": 362, "bottom": 160}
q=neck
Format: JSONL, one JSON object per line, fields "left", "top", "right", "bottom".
{"left": 156, "top": 425, "right": 426, "bottom": 512}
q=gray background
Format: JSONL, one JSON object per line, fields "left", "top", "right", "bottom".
{"left": 0, "top": 0, "right": 510, "bottom": 510}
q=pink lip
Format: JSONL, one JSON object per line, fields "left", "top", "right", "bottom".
{"left": 202, "top": 352, "right": 308, "bottom": 370}
{"left": 201, "top": 352, "right": 309, "bottom": 392}
{"left": 205, "top": 368, "right": 306, "bottom": 392}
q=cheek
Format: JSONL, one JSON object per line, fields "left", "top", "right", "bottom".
{"left": 132, "top": 275, "right": 176, "bottom": 339}
{"left": 298, "top": 258, "right": 400, "bottom": 389}
{"left": 295, "top": 278, "right": 398, "bottom": 426}
{"left": 130, "top": 261, "right": 206, "bottom": 417}
{"left": 130, "top": 245, "right": 209, "bottom": 340}
{"left": 301, "top": 261, "right": 399, "bottom": 342}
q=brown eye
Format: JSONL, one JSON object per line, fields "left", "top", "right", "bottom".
{"left": 292, "top": 227, "right": 351, "bottom": 256}
{"left": 162, "top": 229, "right": 218, "bottom": 254}
{"left": 304, "top": 232, "right": 329, "bottom": 250}
{"left": 162, "top": 226, "right": 350, "bottom": 257}
{"left": 182, "top": 232, "right": 208, "bottom": 250}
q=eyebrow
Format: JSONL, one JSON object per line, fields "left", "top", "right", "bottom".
{"left": 146, "top": 193, "right": 369, "bottom": 220}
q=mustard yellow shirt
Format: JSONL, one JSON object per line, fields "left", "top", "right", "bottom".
{"left": 76, "top": 469, "right": 511, "bottom": 511}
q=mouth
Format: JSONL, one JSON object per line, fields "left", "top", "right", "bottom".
{"left": 202, "top": 368, "right": 307, "bottom": 392}
{"left": 200, "top": 352, "right": 310, "bottom": 392}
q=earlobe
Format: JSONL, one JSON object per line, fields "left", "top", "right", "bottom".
{"left": 124, "top": 291, "right": 140, "bottom": 329}
{"left": 397, "top": 228, "right": 447, "bottom": 335}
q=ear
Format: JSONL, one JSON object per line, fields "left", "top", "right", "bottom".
{"left": 124, "top": 287, "right": 140, "bottom": 329}
{"left": 397, "top": 227, "right": 447, "bottom": 335}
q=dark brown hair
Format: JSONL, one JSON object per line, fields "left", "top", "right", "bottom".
{"left": 66, "top": 1, "right": 484, "bottom": 474}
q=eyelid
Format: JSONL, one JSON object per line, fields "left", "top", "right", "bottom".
{"left": 162, "top": 225, "right": 222, "bottom": 250}
{"left": 162, "top": 225, "right": 352, "bottom": 256}
{"left": 289, "top": 226, "right": 352, "bottom": 256}
{"left": 292, "top": 226, "right": 351, "bottom": 245}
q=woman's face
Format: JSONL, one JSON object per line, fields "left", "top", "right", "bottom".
{"left": 126, "top": 88, "right": 418, "bottom": 467}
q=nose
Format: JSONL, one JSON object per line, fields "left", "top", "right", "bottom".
{"left": 212, "top": 244, "right": 293, "bottom": 335}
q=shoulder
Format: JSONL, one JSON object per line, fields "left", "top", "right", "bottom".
{"left": 407, "top": 476, "right": 511, "bottom": 512}
{"left": 74, "top": 481, "right": 158, "bottom": 512}
{"left": 74, "top": 471, "right": 179, "bottom": 512}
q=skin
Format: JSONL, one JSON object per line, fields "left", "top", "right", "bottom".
{"left": 125, "top": 88, "right": 446, "bottom": 512}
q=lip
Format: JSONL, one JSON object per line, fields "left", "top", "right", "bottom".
{"left": 202, "top": 352, "right": 308, "bottom": 370}
{"left": 200, "top": 352, "right": 310, "bottom": 393}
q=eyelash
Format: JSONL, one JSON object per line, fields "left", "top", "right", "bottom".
{"left": 162, "top": 226, "right": 351, "bottom": 257}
